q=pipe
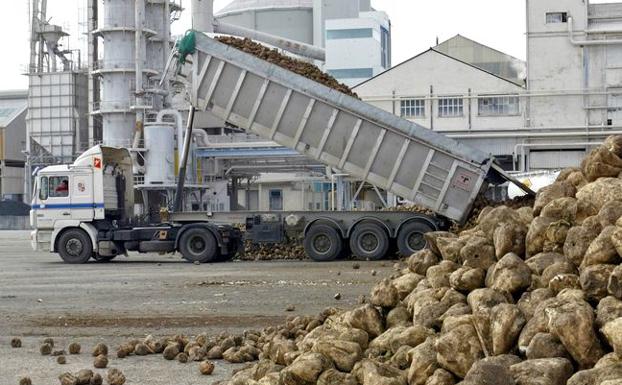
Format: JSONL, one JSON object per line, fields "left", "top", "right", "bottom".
{"left": 568, "top": 16, "right": 622, "bottom": 46}
{"left": 443, "top": 129, "right": 622, "bottom": 140}
{"left": 135, "top": 0, "right": 145, "bottom": 95}
{"left": 133, "top": 0, "right": 146, "bottom": 151}
{"left": 156, "top": 109, "right": 185, "bottom": 165}
{"left": 362, "top": 90, "right": 619, "bottom": 103}
{"left": 192, "top": 128, "right": 209, "bottom": 147}
{"left": 213, "top": 20, "right": 326, "bottom": 61}
{"left": 174, "top": 106, "right": 196, "bottom": 212}
{"left": 163, "top": 0, "right": 171, "bottom": 103}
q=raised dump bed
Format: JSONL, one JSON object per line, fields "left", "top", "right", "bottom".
{"left": 184, "top": 31, "right": 519, "bottom": 223}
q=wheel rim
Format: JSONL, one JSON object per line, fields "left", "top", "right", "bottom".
{"left": 313, "top": 234, "right": 331, "bottom": 254}
{"left": 360, "top": 232, "right": 380, "bottom": 253}
{"left": 407, "top": 231, "right": 426, "bottom": 251}
{"left": 189, "top": 236, "right": 207, "bottom": 254}
{"left": 65, "top": 238, "right": 84, "bottom": 257}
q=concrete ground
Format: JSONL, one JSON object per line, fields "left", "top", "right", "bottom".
{"left": 0, "top": 231, "right": 393, "bottom": 385}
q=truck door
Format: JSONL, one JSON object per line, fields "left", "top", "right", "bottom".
{"left": 34, "top": 174, "right": 72, "bottom": 229}
{"left": 71, "top": 172, "right": 95, "bottom": 221}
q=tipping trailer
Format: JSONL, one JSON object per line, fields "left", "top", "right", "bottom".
{"left": 30, "top": 31, "right": 531, "bottom": 263}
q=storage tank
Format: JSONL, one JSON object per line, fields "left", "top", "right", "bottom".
{"left": 143, "top": 123, "right": 175, "bottom": 185}
{"left": 215, "top": 0, "right": 315, "bottom": 45}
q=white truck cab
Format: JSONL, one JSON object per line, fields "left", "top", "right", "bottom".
{"left": 30, "top": 145, "right": 240, "bottom": 264}
{"left": 31, "top": 146, "right": 134, "bottom": 262}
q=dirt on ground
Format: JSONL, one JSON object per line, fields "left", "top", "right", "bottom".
{"left": 0, "top": 231, "right": 393, "bottom": 384}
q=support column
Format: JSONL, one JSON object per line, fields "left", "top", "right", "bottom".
{"left": 87, "top": 0, "right": 99, "bottom": 146}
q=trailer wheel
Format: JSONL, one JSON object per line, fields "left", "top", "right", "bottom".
{"left": 350, "top": 223, "right": 389, "bottom": 260}
{"left": 397, "top": 220, "right": 434, "bottom": 257}
{"left": 304, "top": 224, "right": 343, "bottom": 262}
{"left": 57, "top": 229, "right": 93, "bottom": 264}
{"left": 179, "top": 228, "right": 218, "bottom": 263}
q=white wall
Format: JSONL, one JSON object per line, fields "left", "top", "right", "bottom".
{"left": 355, "top": 49, "right": 525, "bottom": 133}
{"left": 216, "top": 8, "right": 315, "bottom": 45}
{"left": 325, "top": 11, "right": 390, "bottom": 86}
{"left": 526, "top": 0, "right": 589, "bottom": 129}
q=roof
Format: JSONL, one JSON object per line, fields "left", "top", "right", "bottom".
{"left": 434, "top": 35, "right": 526, "bottom": 86}
{"left": 355, "top": 46, "right": 526, "bottom": 89}
{"left": 0, "top": 90, "right": 27, "bottom": 128}
{"left": 39, "top": 165, "right": 71, "bottom": 174}
{"left": 217, "top": 0, "right": 313, "bottom": 16}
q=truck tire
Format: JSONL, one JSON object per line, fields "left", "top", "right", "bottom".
{"left": 349, "top": 223, "right": 389, "bottom": 260}
{"left": 397, "top": 220, "right": 434, "bottom": 257}
{"left": 57, "top": 229, "right": 93, "bottom": 264}
{"left": 179, "top": 228, "right": 219, "bottom": 263}
{"left": 304, "top": 224, "right": 343, "bottom": 262}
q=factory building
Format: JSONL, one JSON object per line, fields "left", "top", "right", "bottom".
{"left": 356, "top": 0, "right": 622, "bottom": 172}
{"left": 214, "top": 0, "right": 391, "bottom": 85}
{"left": 0, "top": 91, "right": 27, "bottom": 202}
{"left": 324, "top": 10, "right": 391, "bottom": 86}
{"left": 14, "top": 0, "right": 622, "bottom": 211}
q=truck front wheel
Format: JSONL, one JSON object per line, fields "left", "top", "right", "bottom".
{"left": 179, "top": 228, "right": 219, "bottom": 263}
{"left": 304, "top": 224, "right": 343, "bottom": 262}
{"left": 57, "top": 229, "right": 93, "bottom": 264}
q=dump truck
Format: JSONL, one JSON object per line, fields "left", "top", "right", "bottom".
{"left": 30, "top": 31, "right": 530, "bottom": 263}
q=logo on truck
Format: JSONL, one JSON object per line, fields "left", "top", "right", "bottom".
{"left": 94, "top": 158, "right": 102, "bottom": 169}
{"left": 453, "top": 171, "right": 474, "bottom": 191}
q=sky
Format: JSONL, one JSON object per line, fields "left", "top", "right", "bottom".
{"left": 0, "top": 0, "right": 618, "bottom": 90}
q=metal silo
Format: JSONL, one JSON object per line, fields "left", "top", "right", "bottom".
{"left": 215, "top": 0, "right": 315, "bottom": 46}
{"left": 94, "top": 0, "right": 173, "bottom": 148}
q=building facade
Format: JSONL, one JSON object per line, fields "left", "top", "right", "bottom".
{"left": 325, "top": 10, "right": 391, "bottom": 86}
{"left": 215, "top": 0, "right": 391, "bottom": 85}
{"left": 0, "top": 91, "right": 27, "bottom": 201}
{"left": 356, "top": 0, "right": 622, "bottom": 171}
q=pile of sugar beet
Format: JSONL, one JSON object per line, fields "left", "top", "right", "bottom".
{"left": 22, "top": 137, "right": 622, "bottom": 385}
{"left": 218, "top": 136, "right": 622, "bottom": 385}
{"left": 215, "top": 35, "right": 357, "bottom": 98}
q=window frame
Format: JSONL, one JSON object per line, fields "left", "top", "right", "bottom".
{"left": 546, "top": 12, "right": 568, "bottom": 24}
{"left": 39, "top": 176, "right": 49, "bottom": 201}
{"left": 327, "top": 68, "right": 374, "bottom": 79}
{"left": 269, "top": 189, "right": 283, "bottom": 211}
{"left": 478, "top": 95, "right": 520, "bottom": 117}
{"left": 326, "top": 28, "right": 374, "bottom": 40}
{"left": 400, "top": 98, "right": 426, "bottom": 118}
{"left": 48, "top": 176, "right": 70, "bottom": 199}
{"left": 438, "top": 97, "right": 464, "bottom": 118}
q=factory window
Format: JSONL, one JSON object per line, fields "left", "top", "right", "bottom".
{"left": 328, "top": 68, "right": 374, "bottom": 79}
{"left": 478, "top": 96, "right": 520, "bottom": 116}
{"left": 269, "top": 189, "right": 283, "bottom": 211}
{"left": 438, "top": 97, "right": 463, "bottom": 117}
{"left": 327, "top": 28, "right": 373, "bottom": 40}
{"left": 381, "top": 27, "right": 391, "bottom": 68}
{"left": 400, "top": 99, "right": 425, "bottom": 118}
{"left": 546, "top": 12, "right": 568, "bottom": 23}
